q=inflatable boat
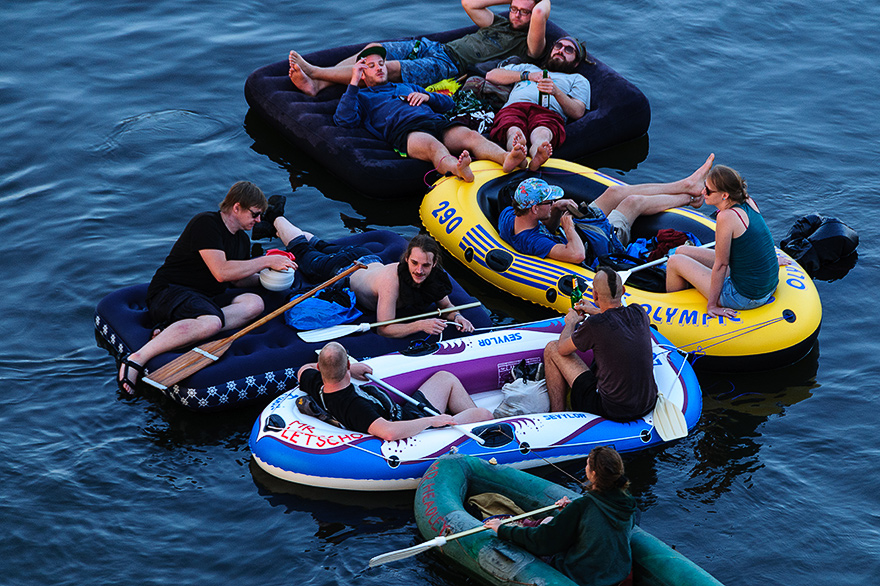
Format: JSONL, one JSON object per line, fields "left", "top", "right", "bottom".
{"left": 244, "top": 22, "right": 650, "bottom": 199}
{"left": 95, "top": 231, "right": 490, "bottom": 412}
{"left": 249, "top": 318, "right": 701, "bottom": 491}
{"left": 413, "top": 454, "right": 725, "bottom": 586}
{"left": 420, "top": 159, "right": 823, "bottom": 371}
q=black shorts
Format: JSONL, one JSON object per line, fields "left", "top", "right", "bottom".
{"left": 389, "top": 118, "right": 462, "bottom": 154}
{"left": 570, "top": 369, "right": 606, "bottom": 416}
{"left": 147, "top": 284, "right": 229, "bottom": 329}
{"left": 399, "top": 390, "right": 441, "bottom": 420}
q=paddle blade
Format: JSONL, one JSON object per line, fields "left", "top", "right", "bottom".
{"left": 368, "top": 536, "right": 447, "bottom": 568}
{"left": 652, "top": 392, "right": 688, "bottom": 441}
{"left": 297, "top": 322, "right": 370, "bottom": 343}
{"left": 142, "top": 338, "right": 233, "bottom": 390}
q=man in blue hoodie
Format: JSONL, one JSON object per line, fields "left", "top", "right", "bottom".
{"left": 333, "top": 46, "right": 527, "bottom": 181}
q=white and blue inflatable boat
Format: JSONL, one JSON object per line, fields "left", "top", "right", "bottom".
{"left": 249, "top": 318, "right": 701, "bottom": 491}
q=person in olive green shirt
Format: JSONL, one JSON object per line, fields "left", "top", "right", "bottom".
{"left": 287, "top": 0, "right": 551, "bottom": 95}
{"left": 485, "top": 446, "right": 637, "bottom": 586}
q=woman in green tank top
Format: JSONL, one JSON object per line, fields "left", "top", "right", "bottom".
{"left": 665, "top": 165, "right": 786, "bottom": 318}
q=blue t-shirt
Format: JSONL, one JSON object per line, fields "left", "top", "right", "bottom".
{"left": 498, "top": 206, "right": 565, "bottom": 258}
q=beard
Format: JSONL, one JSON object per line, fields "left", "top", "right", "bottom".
{"left": 544, "top": 54, "right": 580, "bottom": 73}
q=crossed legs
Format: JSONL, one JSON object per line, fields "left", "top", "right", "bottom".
{"left": 406, "top": 126, "right": 527, "bottom": 182}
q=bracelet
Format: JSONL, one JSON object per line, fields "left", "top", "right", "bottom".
{"left": 449, "top": 312, "right": 461, "bottom": 321}
{"left": 521, "top": 70, "right": 530, "bottom": 82}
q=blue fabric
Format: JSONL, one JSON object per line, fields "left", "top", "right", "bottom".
{"left": 498, "top": 206, "right": 562, "bottom": 258}
{"left": 382, "top": 38, "right": 460, "bottom": 86}
{"left": 333, "top": 82, "right": 455, "bottom": 145}
{"left": 719, "top": 276, "right": 774, "bottom": 310}
{"left": 284, "top": 287, "right": 363, "bottom": 330}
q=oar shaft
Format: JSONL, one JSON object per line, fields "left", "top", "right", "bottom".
{"left": 632, "top": 240, "right": 716, "bottom": 273}
{"left": 364, "top": 374, "right": 486, "bottom": 445}
{"left": 369, "top": 301, "right": 481, "bottom": 328}
{"left": 228, "top": 262, "right": 366, "bottom": 343}
{"left": 444, "top": 503, "right": 560, "bottom": 542}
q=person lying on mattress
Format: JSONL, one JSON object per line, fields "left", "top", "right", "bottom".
{"left": 287, "top": 0, "right": 550, "bottom": 96}
{"left": 252, "top": 214, "right": 475, "bottom": 338}
{"left": 665, "top": 164, "right": 788, "bottom": 318}
{"left": 497, "top": 156, "right": 715, "bottom": 265}
{"left": 332, "top": 45, "right": 528, "bottom": 182}
{"left": 542, "top": 267, "right": 657, "bottom": 420}
{"left": 485, "top": 35, "right": 592, "bottom": 171}
{"left": 298, "top": 342, "right": 493, "bottom": 440}
{"left": 116, "top": 183, "right": 295, "bottom": 394}
{"left": 484, "top": 446, "right": 637, "bottom": 586}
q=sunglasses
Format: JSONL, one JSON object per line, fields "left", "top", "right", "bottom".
{"left": 553, "top": 41, "right": 577, "bottom": 56}
{"left": 248, "top": 208, "right": 264, "bottom": 219}
{"left": 703, "top": 182, "right": 721, "bottom": 196}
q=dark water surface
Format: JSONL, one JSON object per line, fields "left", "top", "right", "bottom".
{"left": 2, "top": 0, "right": 878, "bottom": 584}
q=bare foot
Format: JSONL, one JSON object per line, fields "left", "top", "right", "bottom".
{"left": 456, "top": 151, "right": 474, "bottom": 182}
{"left": 289, "top": 53, "right": 318, "bottom": 96}
{"left": 289, "top": 50, "right": 316, "bottom": 76}
{"left": 688, "top": 193, "right": 704, "bottom": 209}
{"left": 502, "top": 142, "right": 528, "bottom": 173}
{"left": 528, "top": 141, "right": 553, "bottom": 171}
{"left": 683, "top": 153, "right": 716, "bottom": 196}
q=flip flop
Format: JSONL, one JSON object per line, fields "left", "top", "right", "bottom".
{"left": 116, "top": 354, "right": 144, "bottom": 395}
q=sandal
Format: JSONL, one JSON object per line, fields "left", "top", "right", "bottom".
{"left": 116, "top": 354, "right": 144, "bottom": 395}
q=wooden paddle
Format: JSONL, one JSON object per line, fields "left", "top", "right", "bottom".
{"left": 142, "top": 263, "right": 366, "bottom": 391}
{"left": 297, "top": 301, "right": 482, "bottom": 342}
{"left": 368, "top": 503, "right": 559, "bottom": 567}
{"left": 618, "top": 241, "right": 715, "bottom": 284}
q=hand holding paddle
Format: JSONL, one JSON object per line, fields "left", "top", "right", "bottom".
{"left": 143, "top": 263, "right": 366, "bottom": 390}
{"left": 368, "top": 503, "right": 559, "bottom": 567}
{"left": 297, "top": 301, "right": 481, "bottom": 343}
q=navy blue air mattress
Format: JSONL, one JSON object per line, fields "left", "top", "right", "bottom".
{"left": 95, "top": 230, "right": 490, "bottom": 412}
{"left": 244, "top": 22, "right": 650, "bottom": 199}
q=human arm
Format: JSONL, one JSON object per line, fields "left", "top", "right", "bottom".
{"left": 367, "top": 413, "right": 457, "bottom": 441}
{"left": 547, "top": 213, "right": 586, "bottom": 264}
{"left": 494, "top": 495, "right": 582, "bottom": 556}
{"left": 200, "top": 249, "right": 296, "bottom": 287}
{"left": 332, "top": 65, "right": 366, "bottom": 127}
{"left": 526, "top": 0, "right": 551, "bottom": 58}
{"left": 350, "top": 362, "right": 373, "bottom": 381}
{"left": 437, "top": 296, "right": 474, "bottom": 333}
{"left": 706, "top": 210, "right": 736, "bottom": 317}
{"left": 461, "top": 0, "right": 509, "bottom": 28}
{"left": 538, "top": 76, "right": 587, "bottom": 120}
{"left": 405, "top": 89, "right": 455, "bottom": 112}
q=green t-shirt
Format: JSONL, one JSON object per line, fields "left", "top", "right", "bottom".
{"left": 444, "top": 14, "right": 531, "bottom": 74}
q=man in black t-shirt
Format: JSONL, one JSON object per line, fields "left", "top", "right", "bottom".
{"left": 542, "top": 267, "right": 658, "bottom": 421}
{"left": 297, "top": 342, "right": 492, "bottom": 440}
{"left": 117, "top": 181, "right": 297, "bottom": 393}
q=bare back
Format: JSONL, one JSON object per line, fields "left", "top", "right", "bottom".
{"left": 348, "top": 261, "right": 400, "bottom": 312}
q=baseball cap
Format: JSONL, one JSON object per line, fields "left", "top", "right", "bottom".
{"left": 357, "top": 45, "right": 387, "bottom": 61}
{"left": 514, "top": 178, "right": 564, "bottom": 209}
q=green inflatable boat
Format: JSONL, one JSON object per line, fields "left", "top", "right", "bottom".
{"left": 414, "top": 455, "right": 724, "bottom": 586}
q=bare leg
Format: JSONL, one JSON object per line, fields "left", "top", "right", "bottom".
{"left": 543, "top": 341, "right": 590, "bottom": 412}
{"left": 528, "top": 128, "right": 554, "bottom": 171}
{"left": 443, "top": 126, "right": 527, "bottom": 172}
{"left": 118, "top": 294, "right": 263, "bottom": 392}
{"left": 504, "top": 126, "right": 527, "bottom": 151}
{"left": 418, "top": 371, "right": 493, "bottom": 423}
{"left": 592, "top": 154, "right": 715, "bottom": 216}
{"left": 407, "top": 132, "right": 475, "bottom": 181}
{"left": 665, "top": 254, "right": 716, "bottom": 294}
{"left": 275, "top": 216, "right": 315, "bottom": 247}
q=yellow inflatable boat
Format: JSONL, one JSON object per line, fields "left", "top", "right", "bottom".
{"left": 421, "top": 159, "right": 822, "bottom": 371}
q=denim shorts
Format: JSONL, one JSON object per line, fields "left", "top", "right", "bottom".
{"left": 718, "top": 276, "right": 774, "bottom": 310}
{"left": 382, "top": 38, "right": 460, "bottom": 86}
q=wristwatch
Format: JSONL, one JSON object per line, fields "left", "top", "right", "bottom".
{"left": 521, "top": 70, "right": 530, "bottom": 82}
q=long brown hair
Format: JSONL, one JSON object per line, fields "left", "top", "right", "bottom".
{"left": 586, "top": 446, "right": 629, "bottom": 493}
{"left": 707, "top": 165, "right": 748, "bottom": 204}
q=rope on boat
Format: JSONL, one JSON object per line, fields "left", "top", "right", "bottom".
{"left": 675, "top": 314, "right": 790, "bottom": 355}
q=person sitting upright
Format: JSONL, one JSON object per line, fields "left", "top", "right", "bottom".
{"left": 333, "top": 45, "right": 527, "bottom": 181}
{"left": 498, "top": 155, "right": 716, "bottom": 264}
{"left": 297, "top": 342, "right": 493, "bottom": 441}
{"left": 484, "top": 446, "right": 637, "bottom": 586}
{"left": 116, "top": 182, "right": 295, "bottom": 393}
{"left": 542, "top": 267, "right": 658, "bottom": 419}
{"left": 486, "top": 35, "right": 592, "bottom": 171}
{"left": 288, "top": 0, "right": 551, "bottom": 95}
{"left": 666, "top": 164, "right": 787, "bottom": 318}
